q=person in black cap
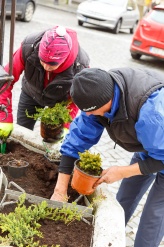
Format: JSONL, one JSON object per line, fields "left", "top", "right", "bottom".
{"left": 51, "top": 67, "right": 164, "bottom": 247}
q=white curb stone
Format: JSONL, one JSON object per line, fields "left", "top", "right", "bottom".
{"left": 92, "top": 183, "right": 125, "bottom": 247}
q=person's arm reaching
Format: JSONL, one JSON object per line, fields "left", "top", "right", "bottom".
{"left": 95, "top": 89, "right": 164, "bottom": 188}
{"left": 94, "top": 162, "right": 142, "bottom": 187}
{"left": 94, "top": 156, "right": 164, "bottom": 188}
{"left": 4, "top": 45, "right": 25, "bottom": 81}
{"left": 0, "top": 46, "right": 24, "bottom": 121}
{"left": 51, "top": 173, "right": 71, "bottom": 202}
{"left": 63, "top": 98, "right": 79, "bottom": 129}
{"left": 51, "top": 112, "right": 104, "bottom": 202}
{"left": 0, "top": 46, "right": 25, "bottom": 139}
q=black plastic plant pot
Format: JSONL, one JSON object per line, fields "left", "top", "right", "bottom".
{"left": 7, "top": 160, "right": 29, "bottom": 178}
{"left": 0, "top": 142, "right": 6, "bottom": 154}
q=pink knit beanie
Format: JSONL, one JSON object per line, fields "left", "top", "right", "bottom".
{"left": 39, "top": 26, "right": 72, "bottom": 65}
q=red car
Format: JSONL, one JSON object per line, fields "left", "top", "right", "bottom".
{"left": 130, "top": 5, "right": 164, "bottom": 60}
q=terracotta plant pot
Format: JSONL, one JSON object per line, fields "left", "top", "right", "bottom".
{"left": 7, "top": 160, "right": 29, "bottom": 178}
{"left": 40, "top": 122, "right": 63, "bottom": 143}
{"left": 71, "top": 160, "right": 102, "bottom": 195}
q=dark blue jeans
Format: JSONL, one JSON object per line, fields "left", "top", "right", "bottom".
{"left": 17, "top": 91, "right": 44, "bottom": 130}
{"left": 116, "top": 152, "right": 164, "bottom": 247}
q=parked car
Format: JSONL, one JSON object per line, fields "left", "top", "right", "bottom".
{"left": 0, "top": 0, "right": 37, "bottom": 22}
{"left": 130, "top": 4, "right": 164, "bottom": 60}
{"left": 77, "top": 0, "right": 139, "bottom": 34}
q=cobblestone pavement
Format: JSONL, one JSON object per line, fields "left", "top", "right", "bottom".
{"left": 11, "top": 1, "right": 164, "bottom": 246}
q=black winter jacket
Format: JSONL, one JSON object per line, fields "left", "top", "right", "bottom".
{"left": 21, "top": 30, "right": 90, "bottom": 106}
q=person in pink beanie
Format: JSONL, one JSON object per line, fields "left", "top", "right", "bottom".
{"left": 0, "top": 26, "right": 90, "bottom": 140}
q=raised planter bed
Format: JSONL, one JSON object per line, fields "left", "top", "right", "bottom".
{"left": 0, "top": 123, "right": 126, "bottom": 247}
{"left": 0, "top": 141, "right": 93, "bottom": 247}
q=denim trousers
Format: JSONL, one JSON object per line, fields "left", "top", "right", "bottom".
{"left": 116, "top": 152, "right": 164, "bottom": 247}
{"left": 17, "top": 91, "right": 43, "bottom": 130}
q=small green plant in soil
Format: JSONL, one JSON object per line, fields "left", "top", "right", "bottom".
{"left": 0, "top": 193, "right": 86, "bottom": 247}
{"left": 78, "top": 150, "right": 102, "bottom": 176}
{"left": 25, "top": 101, "right": 72, "bottom": 126}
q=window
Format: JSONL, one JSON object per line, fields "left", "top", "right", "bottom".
{"left": 148, "top": 9, "right": 164, "bottom": 24}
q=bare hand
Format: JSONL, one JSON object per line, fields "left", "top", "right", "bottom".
{"left": 94, "top": 166, "right": 125, "bottom": 188}
{"left": 50, "top": 191, "right": 69, "bottom": 202}
{"left": 50, "top": 173, "right": 71, "bottom": 202}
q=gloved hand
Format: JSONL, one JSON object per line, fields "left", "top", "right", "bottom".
{"left": 61, "top": 128, "right": 69, "bottom": 139}
{"left": 0, "top": 122, "right": 13, "bottom": 141}
{"left": 55, "top": 127, "right": 69, "bottom": 141}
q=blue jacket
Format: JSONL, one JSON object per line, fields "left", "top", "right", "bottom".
{"left": 59, "top": 68, "right": 164, "bottom": 174}
{"left": 136, "top": 87, "right": 164, "bottom": 174}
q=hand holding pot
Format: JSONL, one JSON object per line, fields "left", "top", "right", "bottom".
{"left": 61, "top": 127, "right": 69, "bottom": 139}
{"left": 93, "top": 166, "right": 126, "bottom": 188}
{"left": 55, "top": 127, "right": 69, "bottom": 140}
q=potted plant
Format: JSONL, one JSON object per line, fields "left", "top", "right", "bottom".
{"left": 71, "top": 150, "right": 103, "bottom": 195}
{"left": 26, "top": 101, "right": 72, "bottom": 142}
{"left": 7, "top": 159, "right": 29, "bottom": 178}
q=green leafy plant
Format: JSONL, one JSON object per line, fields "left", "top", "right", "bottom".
{"left": 25, "top": 101, "right": 72, "bottom": 126}
{"left": 77, "top": 150, "right": 103, "bottom": 176}
{"left": 0, "top": 192, "right": 106, "bottom": 247}
{"left": 0, "top": 193, "right": 85, "bottom": 247}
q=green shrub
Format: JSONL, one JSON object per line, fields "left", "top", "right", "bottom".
{"left": 26, "top": 101, "right": 72, "bottom": 126}
{"left": 78, "top": 150, "right": 102, "bottom": 176}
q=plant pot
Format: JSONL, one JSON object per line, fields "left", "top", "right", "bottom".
{"left": 40, "top": 122, "right": 64, "bottom": 143}
{"left": 7, "top": 160, "right": 29, "bottom": 178}
{"left": 0, "top": 142, "right": 6, "bottom": 154}
{"left": 71, "top": 160, "right": 102, "bottom": 195}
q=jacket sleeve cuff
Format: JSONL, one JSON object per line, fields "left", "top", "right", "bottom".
{"left": 58, "top": 155, "right": 77, "bottom": 175}
{"left": 138, "top": 157, "right": 164, "bottom": 175}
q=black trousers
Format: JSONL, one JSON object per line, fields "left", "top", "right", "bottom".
{"left": 17, "top": 91, "right": 44, "bottom": 130}
{"left": 117, "top": 152, "right": 164, "bottom": 247}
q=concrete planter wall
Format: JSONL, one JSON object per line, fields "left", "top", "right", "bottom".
{"left": 8, "top": 123, "right": 126, "bottom": 247}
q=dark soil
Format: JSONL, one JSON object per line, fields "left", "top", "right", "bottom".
{"left": 0, "top": 140, "right": 93, "bottom": 247}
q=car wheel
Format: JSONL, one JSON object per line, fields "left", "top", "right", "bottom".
{"left": 113, "top": 19, "right": 122, "bottom": 34}
{"left": 22, "top": 2, "right": 35, "bottom": 22}
{"left": 130, "top": 21, "right": 138, "bottom": 34}
{"left": 78, "top": 20, "right": 83, "bottom": 26}
{"left": 131, "top": 53, "right": 142, "bottom": 60}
